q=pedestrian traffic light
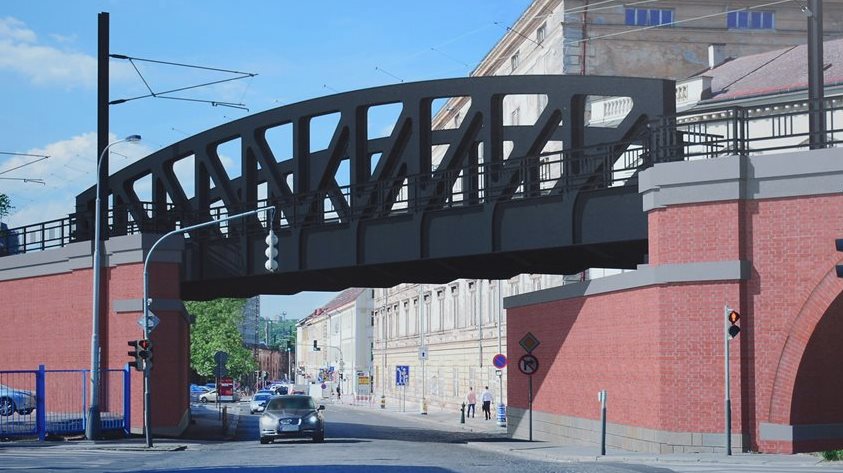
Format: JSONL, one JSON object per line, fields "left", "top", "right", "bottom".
{"left": 137, "top": 339, "right": 153, "bottom": 370}
{"left": 727, "top": 310, "right": 740, "bottom": 339}
{"left": 836, "top": 239, "right": 843, "bottom": 278}
{"left": 128, "top": 340, "right": 143, "bottom": 371}
{"left": 265, "top": 228, "right": 278, "bottom": 272}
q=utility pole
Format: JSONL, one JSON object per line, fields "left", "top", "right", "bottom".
{"left": 808, "top": 0, "right": 826, "bottom": 149}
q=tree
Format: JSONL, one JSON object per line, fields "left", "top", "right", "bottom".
{"left": 187, "top": 298, "right": 257, "bottom": 379}
{"left": 0, "top": 194, "right": 11, "bottom": 220}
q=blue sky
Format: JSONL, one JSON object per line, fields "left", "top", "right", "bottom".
{"left": 0, "top": 0, "right": 530, "bottom": 318}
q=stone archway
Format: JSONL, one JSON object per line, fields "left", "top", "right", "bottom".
{"left": 765, "top": 268, "right": 843, "bottom": 452}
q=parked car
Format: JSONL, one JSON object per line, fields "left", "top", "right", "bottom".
{"left": 190, "top": 384, "right": 210, "bottom": 402}
{"left": 250, "top": 393, "right": 272, "bottom": 414}
{"left": 0, "top": 384, "right": 35, "bottom": 416}
{"left": 259, "top": 395, "right": 325, "bottom": 444}
{"left": 269, "top": 384, "right": 288, "bottom": 395}
{"left": 199, "top": 389, "right": 240, "bottom": 403}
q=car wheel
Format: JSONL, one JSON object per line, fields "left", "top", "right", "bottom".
{"left": 312, "top": 432, "right": 324, "bottom": 443}
{"left": 250, "top": 410, "right": 254, "bottom": 414}
{"left": 18, "top": 408, "right": 34, "bottom": 416}
{"left": 0, "top": 397, "right": 16, "bottom": 417}
{"left": 200, "top": 397, "right": 208, "bottom": 404}
{"left": 259, "top": 437, "right": 271, "bottom": 444}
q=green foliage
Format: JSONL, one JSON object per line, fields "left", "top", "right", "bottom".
{"left": 258, "top": 317, "right": 297, "bottom": 349}
{"left": 187, "top": 298, "right": 257, "bottom": 379}
{"left": 822, "top": 450, "right": 843, "bottom": 461}
{"left": 0, "top": 194, "right": 12, "bottom": 220}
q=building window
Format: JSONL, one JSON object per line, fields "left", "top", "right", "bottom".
{"left": 727, "top": 10, "right": 774, "bottom": 30}
{"left": 625, "top": 8, "right": 673, "bottom": 27}
{"left": 511, "top": 51, "right": 520, "bottom": 72}
{"left": 536, "top": 23, "right": 547, "bottom": 44}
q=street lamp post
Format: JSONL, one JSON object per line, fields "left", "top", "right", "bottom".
{"left": 141, "top": 205, "right": 274, "bottom": 448}
{"left": 86, "top": 134, "right": 141, "bottom": 441}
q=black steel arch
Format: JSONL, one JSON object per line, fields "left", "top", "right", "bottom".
{"left": 74, "top": 75, "right": 674, "bottom": 298}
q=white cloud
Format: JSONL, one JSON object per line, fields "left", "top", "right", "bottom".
{"left": 0, "top": 17, "right": 96, "bottom": 88}
{"left": 1, "top": 132, "right": 153, "bottom": 227}
{"left": 0, "top": 17, "right": 36, "bottom": 43}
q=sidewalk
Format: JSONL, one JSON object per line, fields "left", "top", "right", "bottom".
{"left": 330, "top": 396, "right": 507, "bottom": 436}
{"left": 331, "top": 398, "right": 843, "bottom": 472}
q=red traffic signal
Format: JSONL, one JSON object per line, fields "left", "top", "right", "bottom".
{"left": 727, "top": 310, "right": 741, "bottom": 339}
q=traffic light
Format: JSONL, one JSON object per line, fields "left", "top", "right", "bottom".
{"left": 138, "top": 339, "right": 153, "bottom": 370}
{"left": 265, "top": 227, "right": 278, "bottom": 272}
{"left": 727, "top": 310, "right": 740, "bottom": 339}
{"left": 836, "top": 239, "right": 843, "bottom": 278}
{"left": 128, "top": 340, "right": 143, "bottom": 371}
{"left": 313, "top": 340, "right": 320, "bottom": 351}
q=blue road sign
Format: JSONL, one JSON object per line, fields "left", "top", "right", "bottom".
{"left": 493, "top": 354, "right": 507, "bottom": 369}
{"left": 395, "top": 365, "right": 410, "bottom": 386}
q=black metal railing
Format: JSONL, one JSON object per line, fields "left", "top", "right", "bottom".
{"left": 4, "top": 96, "right": 842, "bottom": 257}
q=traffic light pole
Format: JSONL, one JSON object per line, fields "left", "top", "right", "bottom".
{"left": 141, "top": 206, "right": 273, "bottom": 448}
{"left": 724, "top": 305, "right": 732, "bottom": 456}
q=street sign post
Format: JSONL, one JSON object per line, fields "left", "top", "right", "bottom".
{"left": 518, "top": 353, "right": 540, "bottom": 441}
{"left": 395, "top": 365, "right": 410, "bottom": 386}
{"left": 492, "top": 354, "right": 507, "bottom": 369}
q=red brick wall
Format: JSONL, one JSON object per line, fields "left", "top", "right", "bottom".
{"left": 0, "top": 260, "right": 189, "bottom": 434}
{"left": 508, "top": 194, "right": 843, "bottom": 453}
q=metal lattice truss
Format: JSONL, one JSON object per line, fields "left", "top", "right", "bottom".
{"left": 75, "top": 75, "right": 673, "bottom": 243}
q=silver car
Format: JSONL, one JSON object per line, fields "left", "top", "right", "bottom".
{"left": 259, "top": 395, "right": 325, "bottom": 444}
{"left": 250, "top": 393, "right": 272, "bottom": 414}
{"left": 0, "top": 384, "right": 36, "bottom": 416}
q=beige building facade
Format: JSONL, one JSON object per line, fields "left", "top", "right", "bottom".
{"left": 371, "top": 0, "right": 843, "bottom": 413}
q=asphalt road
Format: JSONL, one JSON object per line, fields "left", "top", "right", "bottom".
{"left": 0, "top": 404, "right": 672, "bottom": 473}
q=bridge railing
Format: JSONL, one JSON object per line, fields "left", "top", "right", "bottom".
{"left": 5, "top": 96, "right": 843, "bottom": 256}
{"left": 649, "top": 97, "right": 843, "bottom": 161}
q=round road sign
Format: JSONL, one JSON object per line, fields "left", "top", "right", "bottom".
{"left": 321, "top": 383, "right": 327, "bottom": 389}
{"left": 518, "top": 354, "right": 539, "bottom": 375}
{"left": 492, "top": 354, "right": 508, "bottom": 369}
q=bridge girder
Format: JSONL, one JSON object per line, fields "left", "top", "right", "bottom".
{"left": 73, "top": 75, "right": 675, "bottom": 298}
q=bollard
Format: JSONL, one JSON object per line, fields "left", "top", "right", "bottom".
{"left": 460, "top": 403, "right": 466, "bottom": 424}
{"left": 496, "top": 403, "right": 507, "bottom": 428}
{"left": 222, "top": 406, "right": 228, "bottom": 434}
{"left": 380, "top": 395, "right": 386, "bottom": 409}
{"left": 420, "top": 397, "right": 428, "bottom": 415}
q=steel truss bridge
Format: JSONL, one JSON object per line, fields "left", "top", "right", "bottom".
{"left": 5, "top": 75, "right": 679, "bottom": 298}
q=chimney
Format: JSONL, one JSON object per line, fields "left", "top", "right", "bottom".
{"left": 708, "top": 44, "right": 727, "bottom": 69}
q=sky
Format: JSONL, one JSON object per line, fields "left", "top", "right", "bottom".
{"left": 0, "top": 0, "right": 531, "bottom": 319}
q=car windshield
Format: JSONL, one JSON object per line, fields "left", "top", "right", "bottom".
{"left": 254, "top": 394, "right": 271, "bottom": 401}
{"left": 266, "top": 396, "right": 315, "bottom": 411}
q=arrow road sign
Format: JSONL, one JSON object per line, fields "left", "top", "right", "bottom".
{"left": 518, "top": 354, "right": 539, "bottom": 375}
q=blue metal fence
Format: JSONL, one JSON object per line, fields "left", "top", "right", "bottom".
{"left": 0, "top": 365, "right": 130, "bottom": 440}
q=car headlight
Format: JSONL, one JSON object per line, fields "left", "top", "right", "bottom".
{"left": 307, "top": 415, "right": 318, "bottom": 424}
{"left": 260, "top": 417, "right": 276, "bottom": 428}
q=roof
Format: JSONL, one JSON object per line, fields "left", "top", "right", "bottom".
{"left": 322, "top": 288, "right": 367, "bottom": 313}
{"left": 695, "top": 38, "right": 843, "bottom": 104}
{"left": 297, "top": 287, "right": 367, "bottom": 326}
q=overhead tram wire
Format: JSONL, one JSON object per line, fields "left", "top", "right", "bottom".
{"left": 561, "top": 0, "right": 792, "bottom": 48}
{"left": 481, "top": 0, "right": 789, "bottom": 71}
{"left": 0, "top": 152, "right": 51, "bottom": 176}
{"left": 109, "top": 53, "right": 256, "bottom": 110}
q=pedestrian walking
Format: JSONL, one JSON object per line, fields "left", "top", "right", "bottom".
{"left": 466, "top": 387, "right": 477, "bottom": 418}
{"left": 481, "top": 386, "right": 493, "bottom": 420}
{"left": 336, "top": 385, "right": 342, "bottom": 402}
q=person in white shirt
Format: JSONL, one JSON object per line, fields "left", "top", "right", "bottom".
{"left": 481, "top": 386, "right": 493, "bottom": 420}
